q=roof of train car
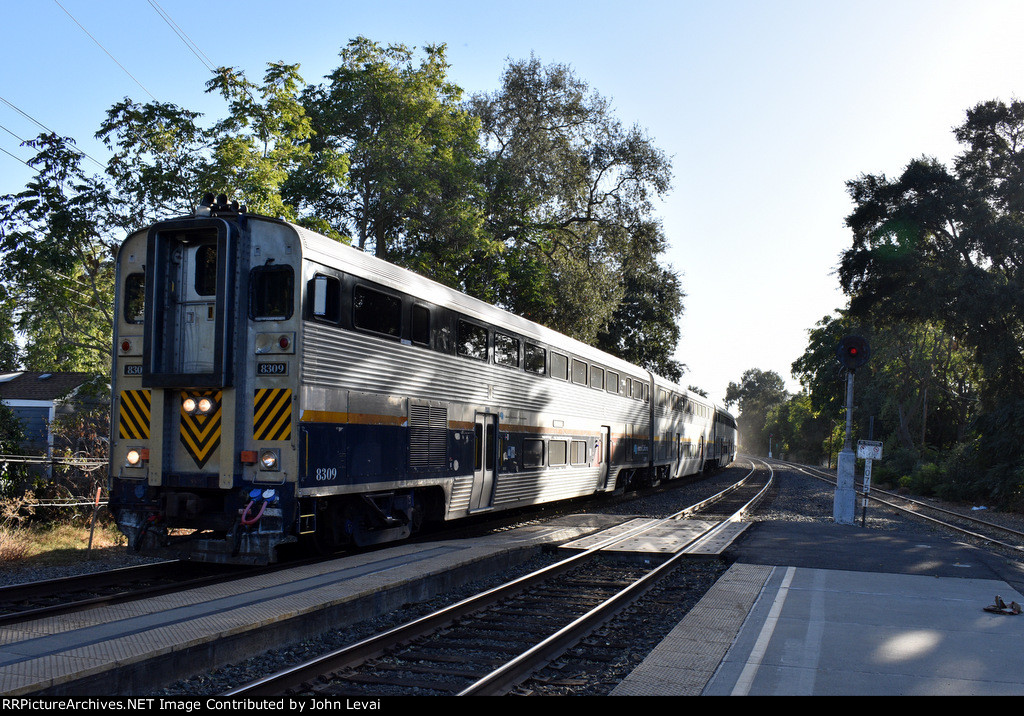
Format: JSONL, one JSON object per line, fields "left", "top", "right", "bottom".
{"left": 128, "top": 210, "right": 733, "bottom": 419}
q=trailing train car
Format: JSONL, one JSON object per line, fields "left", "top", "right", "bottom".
{"left": 109, "top": 196, "right": 737, "bottom": 564}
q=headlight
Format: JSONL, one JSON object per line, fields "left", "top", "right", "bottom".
{"left": 126, "top": 448, "right": 143, "bottom": 467}
{"left": 183, "top": 395, "right": 215, "bottom": 415}
{"left": 259, "top": 449, "right": 279, "bottom": 471}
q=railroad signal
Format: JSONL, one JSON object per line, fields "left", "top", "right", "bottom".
{"left": 837, "top": 335, "right": 870, "bottom": 371}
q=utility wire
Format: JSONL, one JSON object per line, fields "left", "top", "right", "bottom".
{"left": 53, "top": 0, "right": 158, "bottom": 102}
{"left": 147, "top": 0, "right": 216, "bottom": 73}
{"left": 0, "top": 95, "right": 105, "bottom": 169}
{"left": 0, "top": 145, "right": 32, "bottom": 169}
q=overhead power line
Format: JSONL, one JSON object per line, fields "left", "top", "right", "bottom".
{"left": 0, "top": 95, "right": 105, "bottom": 170}
{"left": 147, "top": 0, "right": 217, "bottom": 73}
{"left": 53, "top": 0, "right": 158, "bottom": 102}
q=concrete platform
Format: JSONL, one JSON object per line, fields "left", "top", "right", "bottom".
{"left": 613, "top": 519, "right": 1024, "bottom": 696}
{"left": 0, "top": 515, "right": 627, "bottom": 696}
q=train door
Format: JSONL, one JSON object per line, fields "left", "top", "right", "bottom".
{"left": 598, "top": 425, "right": 611, "bottom": 489}
{"left": 470, "top": 413, "right": 498, "bottom": 511}
{"left": 174, "top": 244, "right": 218, "bottom": 374}
{"left": 144, "top": 219, "right": 234, "bottom": 388}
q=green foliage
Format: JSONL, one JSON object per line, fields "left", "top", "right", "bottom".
{"left": 290, "top": 36, "right": 485, "bottom": 269}
{"left": 781, "top": 98, "right": 1024, "bottom": 506}
{"left": 725, "top": 368, "right": 789, "bottom": 454}
{"left": 470, "top": 56, "right": 682, "bottom": 376}
{"left": 0, "top": 134, "right": 116, "bottom": 373}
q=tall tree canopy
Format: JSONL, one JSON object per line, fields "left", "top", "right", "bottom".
{"left": 840, "top": 99, "right": 1024, "bottom": 404}
{"left": 469, "top": 56, "right": 683, "bottom": 378}
{"left": 287, "top": 36, "right": 488, "bottom": 281}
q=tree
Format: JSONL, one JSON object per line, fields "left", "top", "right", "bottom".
{"left": 469, "top": 56, "right": 682, "bottom": 374}
{"left": 0, "top": 134, "right": 116, "bottom": 373}
{"left": 288, "top": 36, "right": 487, "bottom": 277}
{"left": 724, "top": 368, "right": 789, "bottom": 454}
{"left": 99, "top": 61, "right": 318, "bottom": 225}
{"left": 840, "top": 100, "right": 1024, "bottom": 404}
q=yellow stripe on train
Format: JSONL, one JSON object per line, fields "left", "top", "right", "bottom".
{"left": 254, "top": 388, "right": 292, "bottom": 441}
{"left": 119, "top": 390, "right": 151, "bottom": 440}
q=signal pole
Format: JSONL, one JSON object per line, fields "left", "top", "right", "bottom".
{"left": 834, "top": 336, "right": 870, "bottom": 525}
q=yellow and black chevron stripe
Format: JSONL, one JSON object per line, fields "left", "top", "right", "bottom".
{"left": 254, "top": 388, "right": 292, "bottom": 441}
{"left": 180, "top": 390, "right": 222, "bottom": 468}
{"left": 119, "top": 390, "right": 151, "bottom": 440}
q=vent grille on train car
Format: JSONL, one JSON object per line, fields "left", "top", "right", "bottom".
{"left": 409, "top": 404, "right": 447, "bottom": 470}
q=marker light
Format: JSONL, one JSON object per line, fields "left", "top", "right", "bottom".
{"left": 126, "top": 448, "right": 143, "bottom": 467}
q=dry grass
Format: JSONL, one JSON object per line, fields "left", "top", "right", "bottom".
{"left": 0, "top": 522, "right": 128, "bottom": 567}
{"left": 0, "top": 490, "right": 130, "bottom": 567}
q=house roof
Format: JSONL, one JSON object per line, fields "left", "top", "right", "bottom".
{"left": 0, "top": 372, "right": 95, "bottom": 402}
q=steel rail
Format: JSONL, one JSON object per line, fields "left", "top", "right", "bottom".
{"left": 223, "top": 462, "right": 769, "bottom": 697}
{"left": 458, "top": 459, "right": 774, "bottom": 695}
{"left": 774, "top": 459, "right": 1024, "bottom": 553}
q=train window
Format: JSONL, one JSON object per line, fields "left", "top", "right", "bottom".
{"left": 523, "top": 439, "right": 544, "bottom": 468}
{"left": 250, "top": 265, "right": 294, "bottom": 320}
{"left": 124, "top": 273, "right": 145, "bottom": 324}
{"left": 549, "top": 440, "right": 567, "bottom": 466}
{"left": 353, "top": 285, "right": 401, "bottom": 337}
{"left": 457, "top": 319, "right": 488, "bottom": 361}
{"left": 571, "top": 359, "right": 587, "bottom": 385}
{"left": 412, "top": 305, "right": 430, "bottom": 346}
{"left": 525, "top": 343, "right": 546, "bottom": 374}
{"left": 550, "top": 352, "right": 568, "bottom": 380}
{"left": 309, "top": 274, "right": 340, "bottom": 323}
{"left": 570, "top": 440, "right": 587, "bottom": 465}
{"left": 494, "top": 332, "right": 519, "bottom": 367}
{"left": 606, "top": 371, "right": 619, "bottom": 394}
{"left": 194, "top": 244, "right": 218, "bottom": 296}
{"left": 590, "top": 366, "right": 604, "bottom": 390}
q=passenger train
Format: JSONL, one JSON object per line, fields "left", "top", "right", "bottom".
{"left": 109, "top": 195, "right": 737, "bottom": 564}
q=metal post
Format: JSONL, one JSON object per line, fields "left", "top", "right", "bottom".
{"left": 861, "top": 457, "right": 872, "bottom": 526}
{"left": 834, "top": 371, "right": 856, "bottom": 524}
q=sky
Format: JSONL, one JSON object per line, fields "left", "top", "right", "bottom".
{"left": 3, "top": 0, "right": 1024, "bottom": 411}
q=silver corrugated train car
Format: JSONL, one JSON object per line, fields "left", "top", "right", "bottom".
{"left": 109, "top": 198, "right": 737, "bottom": 564}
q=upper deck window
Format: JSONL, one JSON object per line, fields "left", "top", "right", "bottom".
{"left": 550, "top": 352, "right": 569, "bottom": 380}
{"left": 457, "top": 319, "right": 488, "bottom": 361}
{"left": 494, "top": 332, "right": 519, "bottom": 367}
{"left": 250, "top": 265, "right": 294, "bottom": 320}
{"left": 353, "top": 285, "right": 401, "bottom": 337}
{"left": 412, "top": 305, "right": 430, "bottom": 346}
{"left": 310, "top": 274, "right": 341, "bottom": 324}
{"left": 525, "top": 343, "right": 546, "bottom": 375}
{"left": 571, "top": 359, "right": 588, "bottom": 386}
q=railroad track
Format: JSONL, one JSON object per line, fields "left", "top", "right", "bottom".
{"left": 223, "top": 459, "right": 774, "bottom": 697}
{"left": 771, "top": 459, "right": 1024, "bottom": 553}
{"left": 0, "top": 466, "right": 749, "bottom": 630}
